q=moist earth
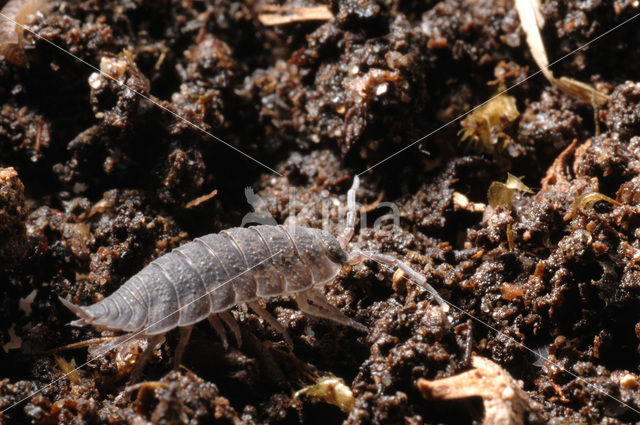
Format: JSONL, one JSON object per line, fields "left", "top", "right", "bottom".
{"left": 1, "top": 0, "right": 640, "bottom": 424}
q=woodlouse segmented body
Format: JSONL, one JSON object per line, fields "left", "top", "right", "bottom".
{"left": 61, "top": 225, "right": 349, "bottom": 335}
{"left": 61, "top": 177, "right": 446, "bottom": 381}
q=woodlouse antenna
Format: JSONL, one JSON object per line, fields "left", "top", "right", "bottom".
{"left": 348, "top": 249, "right": 448, "bottom": 312}
{"left": 337, "top": 176, "right": 359, "bottom": 249}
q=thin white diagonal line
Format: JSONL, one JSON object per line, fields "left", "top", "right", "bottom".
{"left": 0, "top": 3, "right": 638, "bottom": 418}
{"left": 0, "top": 11, "right": 283, "bottom": 177}
{"left": 360, "top": 251, "right": 640, "bottom": 416}
{"left": 357, "top": 10, "right": 640, "bottom": 177}
{"left": 0, "top": 249, "right": 282, "bottom": 415}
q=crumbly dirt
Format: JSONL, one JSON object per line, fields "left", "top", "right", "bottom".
{"left": 1, "top": 0, "right": 640, "bottom": 424}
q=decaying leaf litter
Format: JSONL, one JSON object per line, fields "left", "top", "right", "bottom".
{"left": 1, "top": 0, "right": 640, "bottom": 424}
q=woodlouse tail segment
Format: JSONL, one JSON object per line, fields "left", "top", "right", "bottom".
{"left": 59, "top": 296, "right": 94, "bottom": 326}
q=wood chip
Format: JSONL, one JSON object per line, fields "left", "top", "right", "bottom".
{"left": 258, "top": 6, "right": 333, "bottom": 26}
{"left": 185, "top": 189, "right": 218, "bottom": 209}
{"left": 453, "top": 191, "right": 486, "bottom": 212}
{"left": 418, "top": 356, "right": 540, "bottom": 425}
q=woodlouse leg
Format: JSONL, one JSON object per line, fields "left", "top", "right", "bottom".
{"left": 337, "top": 176, "right": 360, "bottom": 249}
{"left": 247, "top": 301, "right": 294, "bottom": 350}
{"left": 219, "top": 311, "right": 242, "bottom": 347}
{"left": 173, "top": 326, "right": 193, "bottom": 369}
{"left": 351, "top": 250, "right": 449, "bottom": 313}
{"left": 296, "top": 289, "right": 367, "bottom": 332}
{"left": 128, "top": 334, "right": 164, "bottom": 383}
{"left": 208, "top": 314, "right": 229, "bottom": 349}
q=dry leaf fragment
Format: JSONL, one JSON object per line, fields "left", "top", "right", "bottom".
{"left": 258, "top": 6, "right": 333, "bottom": 26}
{"left": 504, "top": 173, "right": 534, "bottom": 194}
{"left": 55, "top": 356, "right": 81, "bottom": 384}
{"left": 575, "top": 192, "right": 621, "bottom": 211}
{"left": 459, "top": 93, "right": 519, "bottom": 153}
{"left": 418, "top": 356, "right": 541, "bottom": 425}
{"left": 553, "top": 77, "right": 609, "bottom": 107}
{"left": 566, "top": 191, "right": 621, "bottom": 219}
{"left": 514, "top": 0, "right": 608, "bottom": 106}
{"left": 487, "top": 173, "right": 533, "bottom": 208}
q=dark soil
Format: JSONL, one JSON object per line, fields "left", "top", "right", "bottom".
{"left": 1, "top": 0, "right": 640, "bottom": 424}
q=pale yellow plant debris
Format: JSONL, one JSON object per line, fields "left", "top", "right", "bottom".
{"left": 568, "top": 191, "right": 621, "bottom": 219}
{"left": 258, "top": 5, "right": 333, "bottom": 26}
{"left": 185, "top": 188, "right": 218, "bottom": 208}
{"left": 504, "top": 173, "right": 534, "bottom": 194}
{"left": 575, "top": 192, "right": 621, "bottom": 211}
{"left": 459, "top": 93, "right": 519, "bottom": 152}
{"left": 55, "top": 356, "right": 81, "bottom": 384}
{"left": 506, "top": 223, "right": 515, "bottom": 251}
{"left": 514, "top": 0, "right": 608, "bottom": 106}
{"left": 418, "top": 356, "right": 540, "bottom": 425}
{"left": 487, "top": 173, "right": 533, "bottom": 208}
{"left": 295, "top": 376, "right": 355, "bottom": 413}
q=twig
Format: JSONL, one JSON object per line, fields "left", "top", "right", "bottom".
{"left": 258, "top": 6, "right": 333, "bottom": 26}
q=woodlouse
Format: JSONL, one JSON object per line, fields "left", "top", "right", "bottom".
{"left": 0, "top": 0, "right": 48, "bottom": 66}
{"left": 61, "top": 177, "right": 447, "bottom": 381}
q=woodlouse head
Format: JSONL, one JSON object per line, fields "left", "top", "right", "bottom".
{"left": 311, "top": 229, "right": 349, "bottom": 264}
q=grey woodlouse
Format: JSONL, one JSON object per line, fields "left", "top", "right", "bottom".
{"left": 60, "top": 176, "right": 446, "bottom": 380}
